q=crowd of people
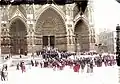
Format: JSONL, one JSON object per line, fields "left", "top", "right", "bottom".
{"left": 35, "top": 47, "right": 75, "bottom": 59}
{"left": 15, "top": 47, "right": 117, "bottom": 74}
{"left": 0, "top": 46, "right": 117, "bottom": 81}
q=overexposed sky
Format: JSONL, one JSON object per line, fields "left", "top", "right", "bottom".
{"left": 93, "top": 0, "right": 120, "bottom": 33}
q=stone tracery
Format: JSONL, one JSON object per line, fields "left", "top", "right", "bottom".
{"left": 35, "top": 7, "right": 67, "bottom": 51}
{"left": 0, "top": 3, "right": 96, "bottom": 54}
{"left": 74, "top": 19, "right": 90, "bottom": 52}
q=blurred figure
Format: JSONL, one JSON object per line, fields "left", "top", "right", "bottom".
{"left": 31, "top": 60, "right": 34, "bottom": 66}
{"left": 87, "top": 64, "right": 90, "bottom": 73}
{"left": 1, "top": 68, "right": 6, "bottom": 81}
{"left": 20, "top": 61, "right": 26, "bottom": 73}
{"left": 16, "top": 63, "right": 20, "bottom": 70}
{"left": 4, "top": 64, "right": 7, "bottom": 71}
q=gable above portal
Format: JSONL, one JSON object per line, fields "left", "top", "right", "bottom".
{"left": 10, "top": 8, "right": 26, "bottom": 21}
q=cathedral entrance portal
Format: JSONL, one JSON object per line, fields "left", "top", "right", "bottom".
{"left": 9, "top": 18, "right": 27, "bottom": 55}
{"left": 35, "top": 7, "right": 67, "bottom": 51}
{"left": 74, "top": 20, "right": 90, "bottom": 52}
{"left": 42, "top": 36, "right": 55, "bottom": 48}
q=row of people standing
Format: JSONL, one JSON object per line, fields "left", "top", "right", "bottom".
{"left": 94, "top": 55, "right": 116, "bottom": 67}
{"left": 15, "top": 54, "right": 116, "bottom": 74}
{"left": 16, "top": 61, "right": 26, "bottom": 73}
{"left": 29, "top": 57, "right": 94, "bottom": 73}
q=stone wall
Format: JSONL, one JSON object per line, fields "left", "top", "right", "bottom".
{"left": 0, "top": 3, "right": 96, "bottom": 54}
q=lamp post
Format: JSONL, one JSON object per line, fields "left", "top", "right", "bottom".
{"left": 115, "top": 0, "right": 120, "bottom": 66}
{"left": 116, "top": 24, "right": 120, "bottom": 54}
{"left": 0, "top": 6, "right": 2, "bottom": 56}
{"left": 116, "top": 24, "right": 120, "bottom": 66}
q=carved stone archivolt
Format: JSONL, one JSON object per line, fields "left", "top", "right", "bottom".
{"left": 74, "top": 19, "right": 90, "bottom": 52}
{"left": 10, "top": 19, "right": 27, "bottom": 34}
{"left": 5, "top": 18, "right": 28, "bottom": 54}
{"left": 35, "top": 7, "right": 67, "bottom": 50}
{"left": 36, "top": 8, "right": 66, "bottom": 35}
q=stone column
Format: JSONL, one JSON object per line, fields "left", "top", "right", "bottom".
{"left": 27, "top": 24, "right": 35, "bottom": 55}
{"left": 48, "top": 36, "right": 50, "bottom": 47}
{"left": 0, "top": 6, "right": 1, "bottom": 55}
{"left": 89, "top": 27, "right": 96, "bottom": 51}
{"left": 26, "top": 7, "right": 35, "bottom": 54}
{"left": 87, "top": 1, "right": 96, "bottom": 51}
{"left": 26, "top": 28, "right": 31, "bottom": 54}
{"left": 66, "top": 28, "right": 75, "bottom": 52}
{"left": 65, "top": 4, "right": 75, "bottom": 52}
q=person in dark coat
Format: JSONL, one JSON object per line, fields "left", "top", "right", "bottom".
{"left": 16, "top": 63, "right": 20, "bottom": 70}
{"left": 1, "top": 68, "right": 5, "bottom": 81}
{"left": 25, "top": 51, "right": 27, "bottom": 56}
{"left": 87, "top": 64, "right": 90, "bottom": 73}
{"left": 90, "top": 62, "right": 93, "bottom": 73}
{"left": 21, "top": 62, "right": 26, "bottom": 73}
{"left": 4, "top": 65, "right": 7, "bottom": 71}
{"left": 81, "top": 62, "right": 85, "bottom": 73}
{"left": 31, "top": 60, "right": 34, "bottom": 66}
{"left": 20, "top": 55, "right": 22, "bottom": 58}
{"left": 35, "top": 60, "right": 38, "bottom": 67}
{"left": 44, "top": 60, "right": 48, "bottom": 68}
{"left": 20, "top": 61, "right": 23, "bottom": 68}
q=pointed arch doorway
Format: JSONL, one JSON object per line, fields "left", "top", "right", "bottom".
{"left": 9, "top": 18, "right": 27, "bottom": 55}
{"left": 35, "top": 7, "right": 67, "bottom": 51}
{"left": 74, "top": 20, "right": 90, "bottom": 52}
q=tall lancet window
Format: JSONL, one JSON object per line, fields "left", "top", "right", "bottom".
{"left": 2, "top": 6, "right": 5, "bottom": 22}
{"left": 27, "top": 6, "right": 33, "bottom": 23}
{"left": 2, "top": 6, "right": 8, "bottom": 23}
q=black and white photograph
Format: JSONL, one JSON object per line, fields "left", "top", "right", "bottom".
{"left": 0, "top": 0, "right": 119, "bottom": 84}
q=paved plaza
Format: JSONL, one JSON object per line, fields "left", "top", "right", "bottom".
{"left": 0, "top": 61, "right": 119, "bottom": 84}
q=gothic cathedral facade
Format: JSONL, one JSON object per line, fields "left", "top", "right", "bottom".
{"left": 0, "top": 1, "right": 96, "bottom": 55}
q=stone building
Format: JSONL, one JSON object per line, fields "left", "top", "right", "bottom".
{"left": 0, "top": 0, "right": 96, "bottom": 55}
{"left": 99, "top": 31, "right": 116, "bottom": 54}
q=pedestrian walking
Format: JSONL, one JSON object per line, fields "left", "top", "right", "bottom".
{"left": 1, "top": 68, "right": 6, "bottom": 81}
{"left": 4, "top": 64, "right": 7, "bottom": 71}
{"left": 16, "top": 63, "right": 19, "bottom": 70}
{"left": 87, "top": 64, "right": 90, "bottom": 73}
